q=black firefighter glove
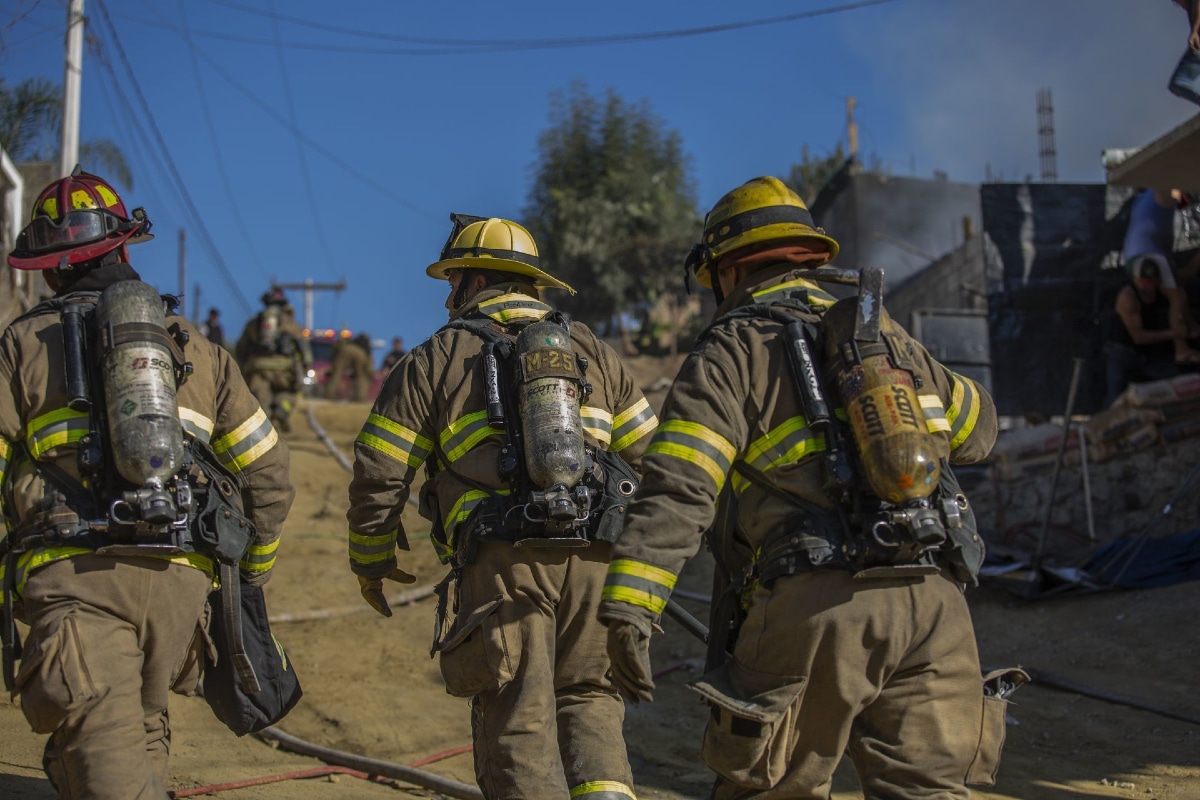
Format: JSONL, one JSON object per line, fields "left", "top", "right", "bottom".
{"left": 604, "top": 611, "right": 656, "bottom": 704}
{"left": 357, "top": 566, "right": 417, "bottom": 617}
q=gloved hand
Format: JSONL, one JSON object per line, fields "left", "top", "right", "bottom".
{"left": 605, "top": 618, "right": 655, "bottom": 704}
{"left": 357, "top": 567, "right": 417, "bottom": 617}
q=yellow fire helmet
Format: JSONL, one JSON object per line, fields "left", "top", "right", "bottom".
{"left": 425, "top": 217, "right": 576, "bottom": 295}
{"left": 687, "top": 176, "right": 840, "bottom": 289}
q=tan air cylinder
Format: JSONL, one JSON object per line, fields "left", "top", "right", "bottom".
{"left": 822, "top": 300, "right": 940, "bottom": 503}
{"left": 96, "top": 280, "right": 184, "bottom": 488}
{"left": 515, "top": 320, "right": 586, "bottom": 489}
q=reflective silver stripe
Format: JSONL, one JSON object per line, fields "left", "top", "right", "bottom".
{"left": 440, "top": 411, "right": 500, "bottom": 463}
{"left": 213, "top": 408, "right": 278, "bottom": 472}
{"left": 581, "top": 406, "right": 613, "bottom": 446}
{"left": 478, "top": 293, "right": 551, "bottom": 325}
{"left": 611, "top": 398, "right": 656, "bottom": 452}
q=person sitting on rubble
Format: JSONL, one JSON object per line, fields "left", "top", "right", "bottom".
{"left": 1122, "top": 187, "right": 1200, "bottom": 367}
{"left": 1105, "top": 258, "right": 1199, "bottom": 405}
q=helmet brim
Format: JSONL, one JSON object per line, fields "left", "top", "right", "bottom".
{"left": 693, "top": 229, "right": 840, "bottom": 288}
{"left": 6, "top": 228, "right": 150, "bottom": 271}
{"left": 426, "top": 255, "right": 576, "bottom": 295}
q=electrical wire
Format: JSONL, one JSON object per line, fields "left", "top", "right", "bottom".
{"left": 117, "top": 0, "right": 899, "bottom": 56}
{"left": 190, "top": 46, "right": 434, "bottom": 218}
{"left": 177, "top": 0, "right": 270, "bottom": 283}
{"left": 92, "top": 0, "right": 252, "bottom": 314}
{"left": 267, "top": 0, "right": 338, "bottom": 281}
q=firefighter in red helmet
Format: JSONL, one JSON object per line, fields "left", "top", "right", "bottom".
{"left": 2, "top": 168, "right": 294, "bottom": 799}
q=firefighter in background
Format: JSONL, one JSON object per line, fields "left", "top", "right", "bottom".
{"left": 236, "top": 289, "right": 311, "bottom": 432}
{"left": 347, "top": 216, "right": 657, "bottom": 800}
{"left": 1, "top": 170, "right": 294, "bottom": 799}
{"left": 598, "top": 177, "right": 1006, "bottom": 799}
{"left": 325, "top": 332, "right": 374, "bottom": 401}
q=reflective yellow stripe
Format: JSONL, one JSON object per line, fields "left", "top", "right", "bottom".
{"left": 570, "top": 780, "right": 637, "bottom": 798}
{"left": 581, "top": 406, "right": 613, "bottom": 446}
{"left": 601, "top": 585, "right": 669, "bottom": 615}
{"left": 646, "top": 440, "right": 726, "bottom": 490}
{"left": 1, "top": 547, "right": 214, "bottom": 605}
{"left": 946, "top": 373, "right": 980, "bottom": 450}
{"left": 0, "top": 436, "right": 11, "bottom": 486}
{"left": 213, "top": 407, "right": 279, "bottom": 472}
{"left": 919, "top": 394, "right": 951, "bottom": 434}
{"left": 439, "top": 411, "right": 499, "bottom": 463}
{"left": 349, "top": 549, "right": 396, "bottom": 565}
{"left": 348, "top": 531, "right": 395, "bottom": 547}
{"left": 479, "top": 293, "right": 552, "bottom": 324}
{"left": 360, "top": 413, "right": 432, "bottom": 469}
{"left": 178, "top": 407, "right": 214, "bottom": 443}
{"left": 25, "top": 407, "right": 90, "bottom": 458}
{"left": 608, "top": 558, "right": 677, "bottom": 589}
{"left": 751, "top": 277, "right": 836, "bottom": 308}
{"left": 611, "top": 398, "right": 657, "bottom": 452}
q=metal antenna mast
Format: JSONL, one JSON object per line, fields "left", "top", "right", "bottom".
{"left": 1037, "top": 88, "right": 1058, "bottom": 183}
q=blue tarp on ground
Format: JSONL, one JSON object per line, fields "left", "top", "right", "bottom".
{"left": 1083, "top": 529, "right": 1200, "bottom": 588}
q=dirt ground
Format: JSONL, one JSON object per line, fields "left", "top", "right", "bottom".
{"left": 2, "top": 353, "right": 1199, "bottom": 799}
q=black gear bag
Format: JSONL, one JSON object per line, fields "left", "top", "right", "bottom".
{"left": 202, "top": 564, "right": 303, "bottom": 736}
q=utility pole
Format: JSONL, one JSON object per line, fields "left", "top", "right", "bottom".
{"left": 271, "top": 278, "right": 346, "bottom": 331}
{"left": 59, "top": 0, "right": 85, "bottom": 179}
{"left": 845, "top": 96, "right": 859, "bottom": 160}
{"left": 177, "top": 229, "right": 186, "bottom": 318}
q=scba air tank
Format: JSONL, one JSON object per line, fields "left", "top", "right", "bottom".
{"left": 96, "top": 280, "right": 184, "bottom": 489}
{"left": 821, "top": 299, "right": 941, "bottom": 504}
{"left": 515, "top": 320, "right": 586, "bottom": 489}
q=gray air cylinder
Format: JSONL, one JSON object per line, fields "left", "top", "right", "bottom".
{"left": 96, "top": 280, "right": 184, "bottom": 488}
{"left": 514, "top": 320, "right": 586, "bottom": 489}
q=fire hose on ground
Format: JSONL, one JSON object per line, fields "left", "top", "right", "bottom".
{"left": 304, "top": 404, "right": 418, "bottom": 507}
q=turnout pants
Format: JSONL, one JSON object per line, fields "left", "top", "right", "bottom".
{"left": 703, "top": 570, "right": 983, "bottom": 800}
{"left": 437, "top": 541, "right": 636, "bottom": 800}
{"left": 247, "top": 370, "right": 298, "bottom": 431}
{"left": 15, "top": 555, "right": 212, "bottom": 800}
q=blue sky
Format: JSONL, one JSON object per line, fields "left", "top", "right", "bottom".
{"left": 1, "top": 0, "right": 1194, "bottom": 351}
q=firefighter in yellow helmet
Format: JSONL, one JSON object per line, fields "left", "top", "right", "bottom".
{"left": 1, "top": 170, "right": 294, "bottom": 798}
{"left": 598, "top": 177, "right": 1016, "bottom": 798}
{"left": 347, "top": 215, "right": 657, "bottom": 799}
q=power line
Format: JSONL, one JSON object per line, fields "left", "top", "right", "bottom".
{"left": 177, "top": 0, "right": 270, "bottom": 283}
{"left": 92, "top": 0, "right": 252, "bottom": 315}
{"left": 267, "top": 0, "right": 337, "bottom": 281}
{"left": 190, "top": 47, "right": 435, "bottom": 219}
{"left": 118, "top": 0, "right": 899, "bottom": 56}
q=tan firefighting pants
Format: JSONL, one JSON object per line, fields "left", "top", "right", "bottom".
{"left": 701, "top": 570, "right": 983, "bottom": 800}
{"left": 15, "top": 555, "right": 213, "bottom": 800}
{"left": 247, "top": 370, "right": 298, "bottom": 430}
{"left": 436, "top": 541, "right": 636, "bottom": 800}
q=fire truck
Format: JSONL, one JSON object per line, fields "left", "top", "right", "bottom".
{"left": 302, "top": 328, "right": 384, "bottom": 400}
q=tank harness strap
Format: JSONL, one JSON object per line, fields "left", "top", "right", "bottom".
{"left": 103, "top": 320, "right": 187, "bottom": 366}
{"left": 218, "top": 562, "right": 261, "bottom": 694}
{"left": 2, "top": 538, "right": 21, "bottom": 692}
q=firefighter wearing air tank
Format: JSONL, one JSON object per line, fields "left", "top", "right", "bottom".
{"left": 346, "top": 216, "right": 657, "bottom": 800}
{"left": 0, "top": 170, "right": 294, "bottom": 799}
{"left": 235, "top": 288, "right": 311, "bottom": 432}
{"left": 598, "top": 177, "right": 1013, "bottom": 799}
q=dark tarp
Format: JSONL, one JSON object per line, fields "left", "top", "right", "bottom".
{"left": 1084, "top": 529, "right": 1200, "bottom": 589}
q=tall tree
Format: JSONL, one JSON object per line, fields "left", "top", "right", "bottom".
{"left": 524, "top": 82, "right": 698, "bottom": 342}
{"left": 0, "top": 77, "right": 132, "bottom": 187}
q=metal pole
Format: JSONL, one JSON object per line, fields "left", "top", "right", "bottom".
{"left": 177, "top": 229, "right": 186, "bottom": 318}
{"left": 1032, "top": 356, "right": 1083, "bottom": 575}
{"left": 304, "top": 277, "right": 314, "bottom": 332}
{"left": 59, "top": 0, "right": 85, "bottom": 179}
{"left": 1077, "top": 422, "right": 1096, "bottom": 542}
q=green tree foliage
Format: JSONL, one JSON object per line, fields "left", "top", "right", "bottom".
{"left": 0, "top": 77, "right": 132, "bottom": 188}
{"left": 524, "top": 82, "right": 699, "bottom": 335}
